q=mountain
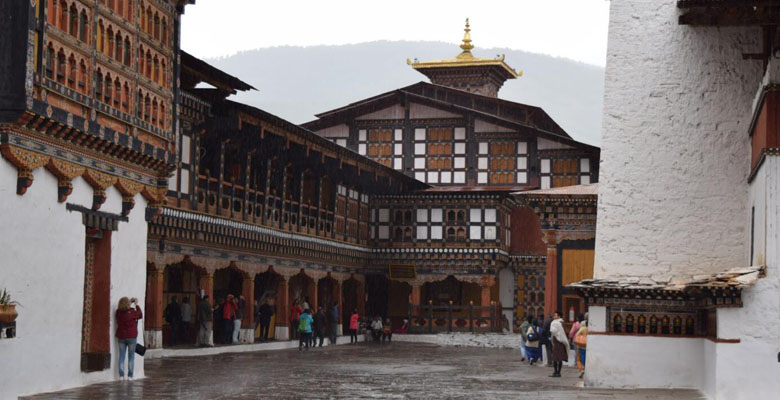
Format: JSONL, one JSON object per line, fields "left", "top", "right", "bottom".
{"left": 204, "top": 41, "right": 604, "bottom": 146}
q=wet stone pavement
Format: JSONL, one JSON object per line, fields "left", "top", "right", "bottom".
{"left": 26, "top": 343, "right": 705, "bottom": 399}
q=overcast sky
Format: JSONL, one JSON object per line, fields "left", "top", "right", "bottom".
{"left": 181, "top": 0, "right": 611, "bottom": 66}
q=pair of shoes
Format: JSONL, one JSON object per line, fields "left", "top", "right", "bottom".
{"left": 549, "top": 373, "right": 561, "bottom": 378}
{"left": 529, "top": 361, "right": 535, "bottom": 366}
{"left": 579, "top": 371, "right": 585, "bottom": 378}
{"left": 120, "top": 376, "right": 125, "bottom": 381}
{"left": 128, "top": 377, "right": 134, "bottom": 381}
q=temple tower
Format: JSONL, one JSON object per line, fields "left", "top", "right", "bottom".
{"left": 407, "top": 19, "right": 522, "bottom": 97}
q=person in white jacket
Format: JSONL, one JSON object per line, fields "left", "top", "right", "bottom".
{"left": 549, "top": 311, "right": 570, "bottom": 378}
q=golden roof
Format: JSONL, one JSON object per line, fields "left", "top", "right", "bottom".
{"left": 407, "top": 19, "right": 522, "bottom": 78}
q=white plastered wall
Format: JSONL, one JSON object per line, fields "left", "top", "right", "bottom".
{"left": 0, "top": 161, "right": 148, "bottom": 398}
{"left": 593, "top": 0, "right": 763, "bottom": 280}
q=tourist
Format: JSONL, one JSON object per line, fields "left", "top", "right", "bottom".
{"left": 163, "top": 296, "right": 182, "bottom": 346}
{"left": 525, "top": 319, "right": 542, "bottom": 366}
{"left": 233, "top": 295, "right": 245, "bottom": 344}
{"left": 549, "top": 311, "right": 569, "bottom": 378}
{"left": 302, "top": 296, "right": 311, "bottom": 312}
{"left": 257, "top": 299, "right": 274, "bottom": 342}
{"left": 349, "top": 309, "right": 359, "bottom": 344}
{"left": 328, "top": 302, "right": 339, "bottom": 345}
{"left": 541, "top": 314, "right": 553, "bottom": 366}
{"left": 314, "top": 307, "right": 327, "bottom": 347}
{"left": 371, "top": 316, "right": 383, "bottom": 343}
{"left": 298, "top": 308, "right": 313, "bottom": 350}
{"left": 290, "top": 300, "right": 302, "bottom": 340}
{"left": 574, "top": 320, "right": 588, "bottom": 378}
{"left": 569, "top": 313, "right": 583, "bottom": 349}
{"left": 518, "top": 316, "right": 531, "bottom": 362}
{"left": 116, "top": 297, "right": 143, "bottom": 381}
{"left": 180, "top": 297, "right": 192, "bottom": 344}
{"left": 382, "top": 318, "right": 392, "bottom": 342}
{"left": 222, "top": 294, "right": 236, "bottom": 344}
{"left": 196, "top": 295, "right": 213, "bottom": 347}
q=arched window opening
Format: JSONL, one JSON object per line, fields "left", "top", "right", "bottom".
{"left": 153, "top": 13, "right": 160, "bottom": 40}
{"left": 56, "top": 49, "right": 66, "bottom": 84}
{"left": 136, "top": 90, "right": 143, "bottom": 119}
{"left": 123, "top": 37, "right": 131, "bottom": 66}
{"left": 161, "top": 19, "right": 167, "bottom": 43}
{"left": 456, "top": 227, "right": 465, "bottom": 242}
{"left": 67, "top": 55, "right": 76, "bottom": 88}
{"left": 446, "top": 227, "right": 455, "bottom": 242}
{"left": 649, "top": 316, "right": 658, "bottom": 334}
{"left": 104, "top": 74, "right": 112, "bottom": 104}
{"left": 115, "top": 32, "right": 123, "bottom": 61}
{"left": 145, "top": 51, "right": 152, "bottom": 79}
{"left": 48, "top": 0, "right": 57, "bottom": 26}
{"left": 144, "top": 95, "right": 150, "bottom": 122}
{"left": 153, "top": 56, "right": 159, "bottom": 83}
{"left": 404, "top": 210, "right": 412, "bottom": 224}
{"left": 58, "top": 1, "right": 68, "bottom": 31}
{"left": 447, "top": 210, "right": 455, "bottom": 222}
{"left": 403, "top": 227, "right": 412, "bottom": 242}
{"left": 45, "top": 44, "right": 55, "bottom": 79}
{"left": 113, "top": 78, "right": 121, "bottom": 108}
{"left": 159, "top": 103, "right": 165, "bottom": 129}
{"left": 637, "top": 315, "right": 647, "bottom": 334}
{"left": 151, "top": 99, "right": 158, "bottom": 124}
{"left": 69, "top": 3, "right": 78, "bottom": 37}
{"left": 146, "top": 8, "right": 152, "bottom": 34}
{"left": 672, "top": 316, "right": 682, "bottom": 335}
{"left": 106, "top": 26, "right": 114, "bottom": 57}
{"left": 685, "top": 316, "right": 695, "bottom": 336}
{"left": 95, "top": 70, "right": 104, "bottom": 100}
{"left": 122, "top": 82, "right": 130, "bottom": 113}
{"left": 97, "top": 21, "right": 105, "bottom": 54}
{"left": 79, "top": 10, "right": 88, "bottom": 42}
{"left": 457, "top": 211, "right": 465, "bottom": 222}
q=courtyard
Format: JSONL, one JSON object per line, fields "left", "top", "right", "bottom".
{"left": 26, "top": 342, "right": 704, "bottom": 399}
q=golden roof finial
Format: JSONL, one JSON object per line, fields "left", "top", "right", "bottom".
{"left": 459, "top": 18, "right": 474, "bottom": 54}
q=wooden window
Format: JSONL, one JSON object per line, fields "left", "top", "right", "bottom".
{"left": 123, "top": 37, "right": 131, "bottom": 66}
{"left": 146, "top": 8, "right": 152, "bottom": 34}
{"left": 56, "top": 49, "right": 66, "bottom": 83}
{"left": 69, "top": 3, "right": 78, "bottom": 37}
{"left": 103, "top": 74, "right": 112, "bottom": 104}
{"left": 153, "top": 56, "right": 159, "bottom": 83}
{"left": 122, "top": 82, "right": 130, "bottom": 113}
{"left": 79, "top": 10, "right": 88, "bottom": 42}
{"left": 113, "top": 78, "right": 121, "bottom": 108}
{"left": 97, "top": 21, "right": 104, "bottom": 54}
{"left": 58, "top": 0, "right": 68, "bottom": 30}
{"left": 145, "top": 51, "right": 152, "bottom": 79}
{"left": 162, "top": 19, "right": 167, "bottom": 44}
{"left": 136, "top": 90, "right": 143, "bottom": 118}
{"left": 45, "top": 44, "right": 54, "bottom": 79}
{"left": 153, "top": 13, "right": 160, "bottom": 40}
{"left": 78, "top": 60, "right": 87, "bottom": 92}
{"left": 67, "top": 55, "right": 76, "bottom": 88}
{"left": 95, "top": 70, "right": 103, "bottom": 99}
{"left": 106, "top": 26, "right": 114, "bottom": 56}
{"left": 144, "top": 94, "right": 150, "bottom": 121}
{"left": 114, "top": 32, "right": 122, "bottom": 61}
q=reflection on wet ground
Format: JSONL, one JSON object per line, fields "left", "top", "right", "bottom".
{"left": 26, "top": 342, "right": 705, "bottom": 399}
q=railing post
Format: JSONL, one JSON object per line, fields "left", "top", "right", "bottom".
{"left": 428, "top": 300, "right": 433, "bottom": 334}
{"left": 469, "top": 301, "right": 474, "bottom": 333}
{"left": 447, "top": 301, "right": 452, "bottom": 333}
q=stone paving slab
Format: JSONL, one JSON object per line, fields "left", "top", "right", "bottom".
{"left": 25, "top": 343, "right": 707, "bottom": 400}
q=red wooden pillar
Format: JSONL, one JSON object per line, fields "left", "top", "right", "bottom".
{"left": 480, "top": 275, "right": 495, "bottom": 317}
{"left": 410, "top": 283, "right": 421, "bottom": 306}
{"left": 311, "top": 277, "right": 318, "bottom": 312}
{"left": 276, "top": 276, "right": 289, "bottom": 330}
{"left": 356, "top": 279, "right": 366, "bottom": 317}
{"left": 544, "top": 230, "right": 559, "bottom": 317}
{"left": 242, "top": 277, "right": 254, "bottom": 329}
{"left": 145, "top": 268, "right": 164, "bottom": 332}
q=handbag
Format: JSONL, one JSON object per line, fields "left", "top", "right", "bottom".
{"left": 573, "top": 333, "right": 587, "bottom": 349}
{"left": 527, "top": 327, "right": 540, "bottom": 342}
{"left": 135, "top": 343, "right": 147, "bottom": 356}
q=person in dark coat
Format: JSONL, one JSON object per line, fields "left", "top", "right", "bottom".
{"left": 213, "top": 298, "right": 225, "bottom": 344}
{"left": 541, "top": 314, "right": 553, "bottom": 366}
{"left": 257, "top": 299, "right": 274, "bottom": 342}
{"left": 163, "top": 296, "right": 182, "bottom": 346}
{"left": 196, "top": 295, "right": 213, "bottom": 347}
{"left": 313, "top": 307, "right": 327, "bottom": 347}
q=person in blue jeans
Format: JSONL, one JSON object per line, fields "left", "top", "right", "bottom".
{"left": 116, "top": 297, "right": 143, "bottom": 380}
{"left": 298, "top": 308, "right": 313, "bottom": 350}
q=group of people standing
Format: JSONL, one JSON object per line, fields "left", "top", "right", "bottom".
{"left": 290, "top": 297, "right": 340, "bottom": 350}
{"left": 518, "top": 312, "right": 588, "bottom": 378}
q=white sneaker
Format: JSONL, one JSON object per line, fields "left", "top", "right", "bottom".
{"left": 120, "top": 377, "right": 125, "bottom": 381}
{"left": 128, "top": 377, "right": 134, "bottom": 381}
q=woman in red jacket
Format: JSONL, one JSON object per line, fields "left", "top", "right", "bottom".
{"left": 116, "top": 297, "right": 143, "bottom": 380}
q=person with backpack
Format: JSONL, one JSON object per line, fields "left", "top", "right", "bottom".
{"left": 525, "top": 318, "right": 542, "bottom": 365}
{"left": 298, "top": 308, "right": 313, "bottom": 350}
{"left": 518, "top": 315, "right": 531, "bottom": 362}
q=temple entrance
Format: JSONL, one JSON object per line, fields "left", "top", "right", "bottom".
{"left": 341, "top": 278, "right": 359, "bottom": 332}
{"left": 162, "top": 261, "right": 205, "bottom": 347}
{"left": 317, "top": 276, "right": 339, "bottom": 313}
{"left": 288, "top": 271, "right": 314, "bottom": 339}
{"left": 365, "top": 274, "right": 388, "bottom": 319}
{"left": 213, "top": 266, "right": 245, "bottom": 344}
{"left": 254, "top": 269, "right": 281, "bottom": 342}
{"left": 387, "top": 280, "right": 411, "bottom": 330}
{"left": 498, "top": 268, "right": 515, "bottom": 328}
